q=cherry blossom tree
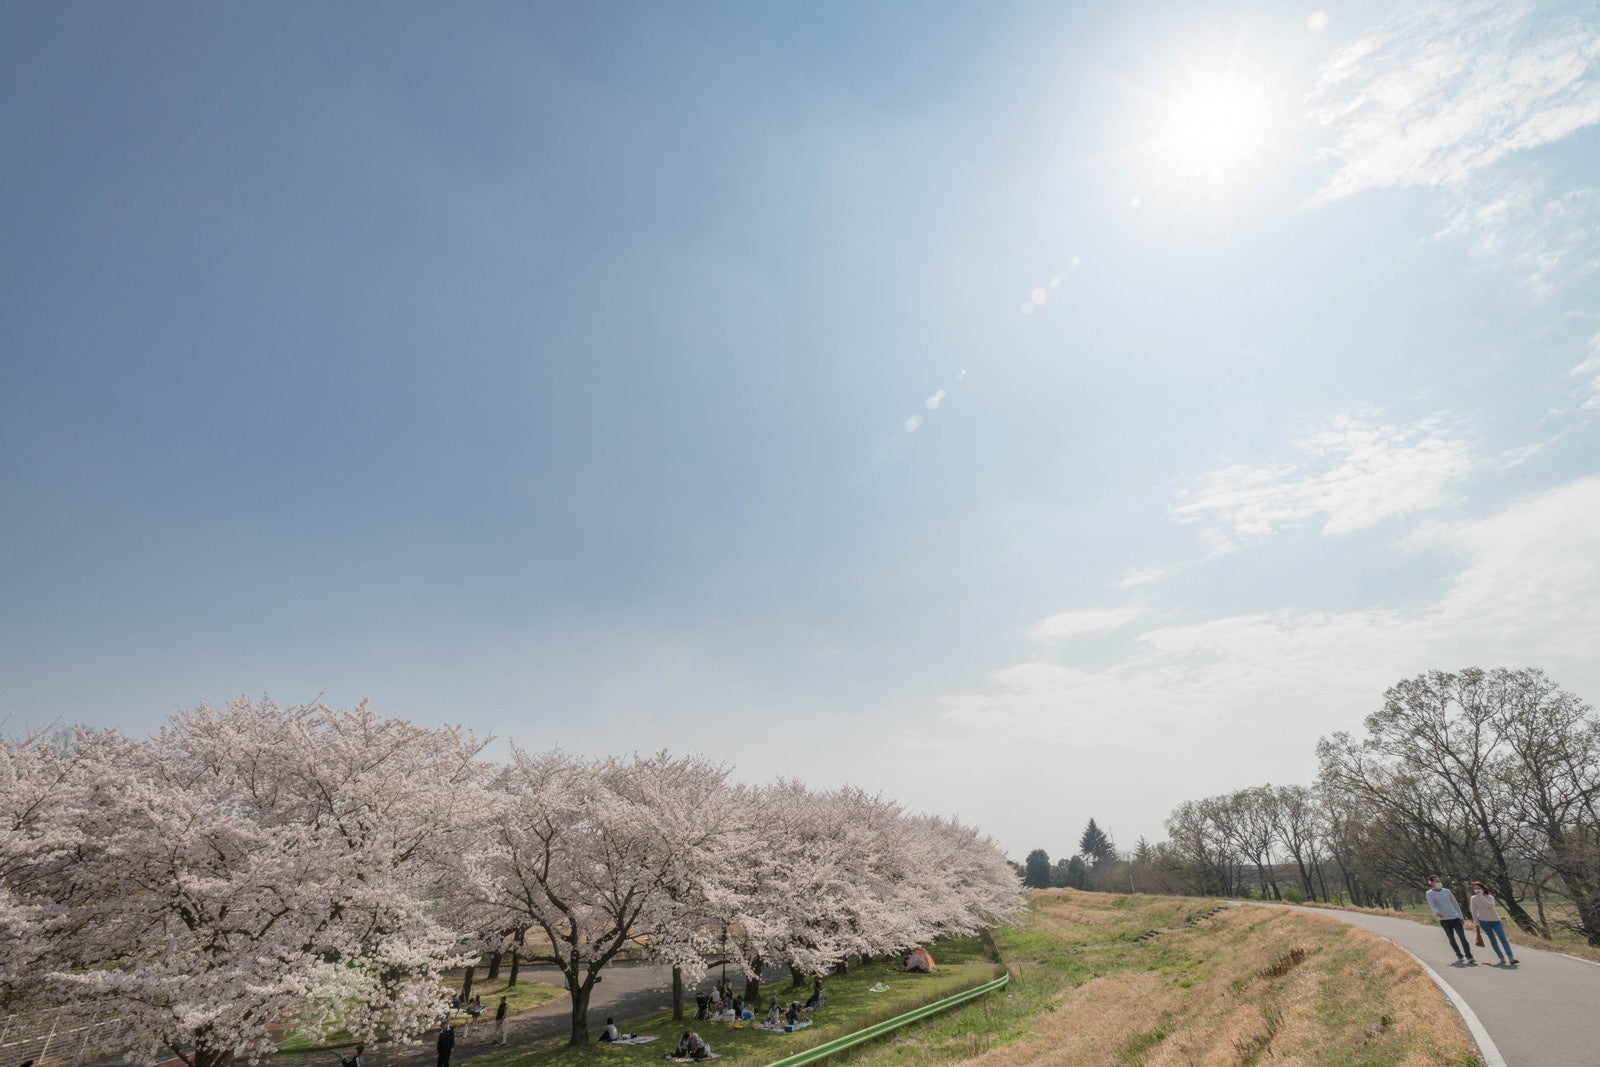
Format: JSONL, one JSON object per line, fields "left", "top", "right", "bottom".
{"left": 725, "top": 782, "right": 1020, "bottom": 993}
{"left": 4, "top": 699, "right": 488, "bottom": 1067}
{"left": 6, "top": 710, "right": 1024, "bottom": 1062}
{"left": 467, "top": 749, "right": 732, "bottom": 1046}
{"left": 0, "top": 725, "right": 105, "bottom": 1000}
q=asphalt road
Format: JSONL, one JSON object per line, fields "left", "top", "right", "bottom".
{"left": 1252, "top": 904, "right": 1600, "bottom": 1067}
{"left": 493, "top": 962, "right": 679, "bottom": 1045}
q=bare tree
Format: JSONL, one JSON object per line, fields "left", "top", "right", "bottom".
{"left": 1264, "top": 784, "right": 1323, "bottom": 902}
{"left": 1490, "top": 669, "right": 1600, "bottom": 944}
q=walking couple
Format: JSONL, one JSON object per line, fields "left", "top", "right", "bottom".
{"left": 1425, "top": 876, "right": 1519, "bottom": 967}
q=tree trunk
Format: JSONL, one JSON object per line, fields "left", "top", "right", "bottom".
{"left": 461, "top": 963, "right": 476, "bottom": 1001}
{"left": 1290, "top": 853, "right": 1314, "bottom": 901}
{"left": 486, "top": 948, "right": 502, "bottom": 980}
{"left": 508, "top": 931, "right": 523, "bottom": 987}
{"left": 567, "top": 970, "right": 596, "bottom": 1046}
{"left": 1313, "top": 857, "right": 1331, "bottom": 902}
{"left": 1545, "top": 832, "right": 1600, "bottom": 944}
{"left": 1493, "top": 873, "right": 1538, "bottom": 934}
{"left": 672, "top": 965, "right": 684, "bottom": 1022}
{"left": 790, "top": 963, "right": 805, "bottom": 988}
{"left": 1530, "top": 861, "right": 1550, "bottom": 938}
{"left": 191, "top": 1042, "right": 235, "bottom": 1067}
{"left": 743, "top": 955, "right": 762, "bottom": 1004}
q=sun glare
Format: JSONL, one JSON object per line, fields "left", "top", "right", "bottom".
{"left": 1138, "top": 58, "right": 1287, "bottom": 195}
{"left": 1165, "top": 77, "right": 1271, "bottom": 176}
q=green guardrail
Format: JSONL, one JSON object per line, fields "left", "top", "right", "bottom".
{"left": 762, "top": 973, "right": 1009, "bottom": 1067}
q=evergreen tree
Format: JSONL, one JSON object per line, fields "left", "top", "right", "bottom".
{"left": 1133, "top": 836, "right": 1154, "bottom": 865}
{"left": 1079, "top": 818, "right": 1116, "bottom": 866}
{"left": 1023, "top": 848, "right": 1052, "bottom": 888}
{"left": 1066, "top": 854, "right": 1089, "bottom": 889}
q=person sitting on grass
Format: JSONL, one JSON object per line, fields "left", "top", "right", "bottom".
{"left": 803, "top": 977, "right": 824, "bottom": 1011}
{"left": 687, "top": 1032, "right": 712, "bottom": 1060}
{"left": 766, "top": 998, "right": 781, "bottom": 1027}
{"left": 786, "top": 1002, "right": 800, "bottom": 1027}
{"left": 600, "top": 1017, "right": 620, "bottom": 1042}
{"left": 673, "top": 1031, "right": 693, "bottom": 1056}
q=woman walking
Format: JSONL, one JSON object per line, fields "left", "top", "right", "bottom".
{"left": 1469, "top": 881, "right": 1520, "bottom": 966}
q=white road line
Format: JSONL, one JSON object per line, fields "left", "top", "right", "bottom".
{"left": 1380, "top": 939, "right": 1507, "bottom": 1067}
{"left": 1558, "top": 952, "right": 1600, "bottom": 969}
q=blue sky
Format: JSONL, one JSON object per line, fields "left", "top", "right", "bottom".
{"left": 3, "top": 1, "right": 1598, "bottom": 860}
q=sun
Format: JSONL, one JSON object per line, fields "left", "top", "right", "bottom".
{"left": 1139, "top": 61, "right": 1286, "bottom": 192}
{"left": 1163, "top": 76, "right": 1272, "bottom": 177}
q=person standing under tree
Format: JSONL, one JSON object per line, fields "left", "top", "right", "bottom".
{"left": 492, "top": 996, "right": 509, "bottom": 1044}
{"left": 435, "top": 1021, "right": 455, "bottom": 1067}
{"left": 1425, "top": 875, "right": 1476, "bottom": 965}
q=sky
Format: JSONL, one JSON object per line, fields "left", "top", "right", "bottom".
{"left": 3, "top": 1, "right": 1598, "bottom": 863}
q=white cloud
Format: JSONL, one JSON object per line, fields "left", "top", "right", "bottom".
{"left": 1170, "top": 412, "right": 1478, "bottom": 546}
{"left": 1436, "top": 178, "right": 1600, "bottom": 295}
{"left": 917, "top": 475, "right": 1600, "bottom": 846}
{"left": 1028, "top": 607, "right": 1144, "bottom": 642}
{"left": 1574, "top": 333, "right": 1600, "bottom": 411}
{"left": 1309, "top": 1, "right": 1600, "bottom": 203}
{"left": 1429, "top": 474, "right": 1600, "bottom": 655}
{"left": 1112, "top": 564, "right": 1174, "bottom": 589}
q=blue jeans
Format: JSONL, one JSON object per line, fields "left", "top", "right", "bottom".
{"left": 1439, "top": 917, "right": 1474, "bottom": 959}
{"left": 1478, "top": 919, "right": 1514, "bottom": 961}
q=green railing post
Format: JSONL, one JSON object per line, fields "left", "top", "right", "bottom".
{"left": 761, "top": 973, "right": 1009, "bottom": 1067}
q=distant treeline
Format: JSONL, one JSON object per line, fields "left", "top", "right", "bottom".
{"left": 1016, "top": 668, "right": 1600, "bottom": 948}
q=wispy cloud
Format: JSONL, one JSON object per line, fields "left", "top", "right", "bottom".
{"left": 1029, "top": 607, "right": 1144, "bottom": 642}
{"left": 1428, "top": 475, "right": 1600, "bottom": 655}
{"left": 1574, "top": 333, "right": 1600, "bottom": 411}
{"left": 1436, "top": 178, "right": 1600, "bottom": 295}
{"left": 927, "top": 473, "right": 1600, "bottom": 767}
{"left": 1112, "top": 564, "right": 1174, "bottom": 589}
{"left": 1170, "top": 412, "right": 1478, "bottom": 547}
{"left": 1309, "top": 1, "right": 1600, "bottom": 203}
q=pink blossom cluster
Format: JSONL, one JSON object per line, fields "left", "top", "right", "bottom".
{"left": 1, "top": 699, "right": 1020, "bottom": 1059}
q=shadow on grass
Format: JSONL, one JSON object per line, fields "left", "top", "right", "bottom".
{"left": 456, "top": 939, "right": 1001, "bottom": 1067}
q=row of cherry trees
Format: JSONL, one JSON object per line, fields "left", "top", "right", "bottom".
{"left": 1, "top": 700, "right": 1021, "bottom": 1063}
{"left": 1145, "top": 669, "right": 1600, "bottom": 947}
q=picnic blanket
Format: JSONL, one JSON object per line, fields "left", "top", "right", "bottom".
{"left": 868, "top": 981, "right": 890, "bottom": 992}
{"left": 754, "top": 1020, "right": 813, "bottom": 1033}
{"left": 610, "top": 1034, "right": 657, "bottom": 1045}
{"left": 662, "top": 1055, "right": 718, "bottom": 1062}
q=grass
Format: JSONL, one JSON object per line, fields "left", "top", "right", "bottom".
{"left": 445, "top": 940, "right": 1000, "bottom": 1067}
{"left": 284, "top": 892, "right": 1496, "bottom": 1066}
{"left": 275, "top": 976, "right": 565, "bottom": 1054}
{"left": 823, "top": 890, "right": 1482, "bottom": 1067}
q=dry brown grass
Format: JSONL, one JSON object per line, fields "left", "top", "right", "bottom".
{"left": 849, "top": 891, "right": 1482, "bottom": 1067}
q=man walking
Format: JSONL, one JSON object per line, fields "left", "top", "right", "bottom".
{"left": 1425, "top": 875, "right": 1476, "bottom": 965}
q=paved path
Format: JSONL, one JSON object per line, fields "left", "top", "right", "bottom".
{"left": 1253, "top": 904, "right": 1600, "bottom": 1067}
{"left": 484, "top": 962, "right": 678, "bottom": 1047}
{"left": 120, "top": 964, "right": 682, "bottom": 1067}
